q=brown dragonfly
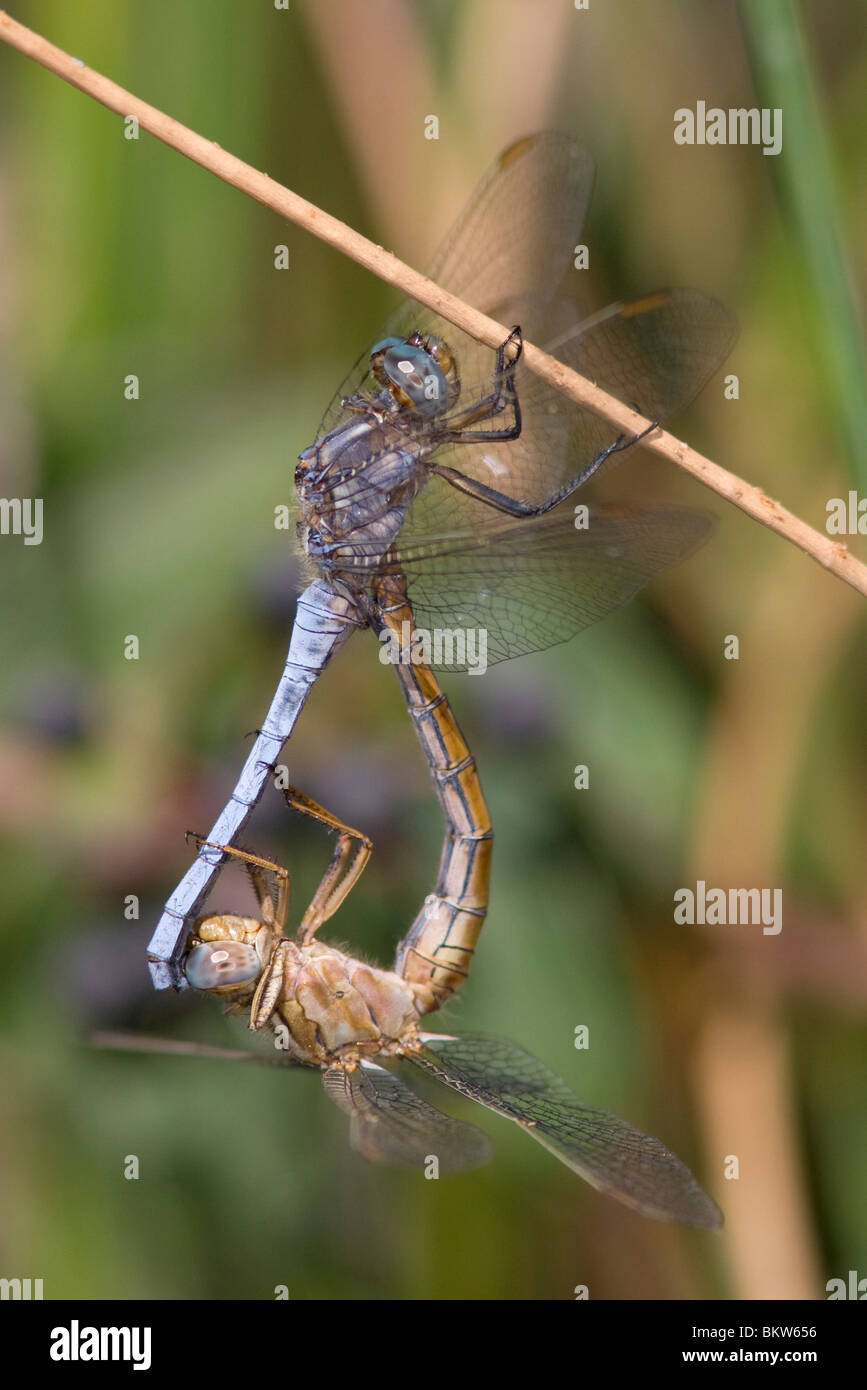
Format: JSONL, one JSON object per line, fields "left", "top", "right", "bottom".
{"left": 112, "top": 623, "right": 720, "bottom": 1228}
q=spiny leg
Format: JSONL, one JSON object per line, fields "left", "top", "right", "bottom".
{"left": 185, "top": 833, "right": 289, "bottom": 932}
{"left": 279, "top": 786, "right": 372, "bottom": 943}
{"left": 436, "top": 326, "right": 523, "bottom": 442}
{"left": 183, "top": 834, "right": 292, "bottom": 1033}
{"left": 432, "top": 320, "right": 656, "bottom": 506}
{"left": 428, "top": 418, "right": 658, "bottom": 518}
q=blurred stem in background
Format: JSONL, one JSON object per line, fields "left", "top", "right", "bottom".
{"left": 685, "top": 0, "right": 867, "bottom": 1296}
{"left": 691, "top": 520, "right": 860, "bottom": 1299}
{"left": 740, "top": 0, "right": 867, "bottom": 489}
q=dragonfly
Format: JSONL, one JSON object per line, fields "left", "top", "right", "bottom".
{"left": 109, "top": 770, "right": 720, "bottom": 1227}
{"left": 147, "top": 130, "right": 736, "bottom": 989}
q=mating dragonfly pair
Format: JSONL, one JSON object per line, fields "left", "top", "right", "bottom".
{"left": 135, "top": 132, "right": 735, "bottom": 1228}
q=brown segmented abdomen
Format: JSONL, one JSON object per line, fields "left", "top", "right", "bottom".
{"left": 373, "top": 573, "right": 493, "bottom": 1015}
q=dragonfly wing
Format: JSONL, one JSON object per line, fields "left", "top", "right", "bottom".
{"left": 409, "top": 1034, "right": 721, "bottom": 1229}
{"left": 349, "top": 502, "right": 711, "bottom": 670}
{"left": 316, "top": 133, "right": 595, "bottom": 440}
{"left": 385, "top": 132, "right": 595, "bottom": 386}
{"left": 398, "top": 286, "right": 736, "bottom": 540}
{"left": 541, "top": 287, "right": 737, "bottom": 425}
{"left": 421, "top": 132, "right": 594, "bottom": 321}
{"left": 322, "top": 1059, "right": 493, "bottom": 1173}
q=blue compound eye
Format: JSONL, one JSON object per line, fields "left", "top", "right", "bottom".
{"left": 184, "top": 941, "right": 261, "bottom": 992}
{"left": 370, "top": 337, "right": 404, "bottom": 358}
{"left": 370, "top": 338, "right": 449, "bottom": 417}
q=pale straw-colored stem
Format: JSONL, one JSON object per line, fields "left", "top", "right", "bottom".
{"left": 2, "top": 10, "right": 865, "bottom": 597}
{"left": 90, "top": 1031, "right": 288, "bottom": 1066}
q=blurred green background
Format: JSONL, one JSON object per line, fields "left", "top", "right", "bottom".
{"left": 1, "top": 0, "right": 865, "bottom": 1301}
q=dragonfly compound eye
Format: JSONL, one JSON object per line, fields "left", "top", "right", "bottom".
{"left": 184, "top": 941, "right": 261, "bottom": 992}
{"left": 370, "top": 337, "right": 449, "bottom": 418}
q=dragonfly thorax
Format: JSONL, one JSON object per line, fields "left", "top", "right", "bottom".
{"left": 266, "top": 941, "right": 422, "bottom": 1065}
{"left": 183, "top": 919, "right": 424, "bottom": 1067}
{"left": 296, "top": 416, "right": 429, "bottom": 573}
{"left": 293, "top": 335, "right": 459, "bottom": 577}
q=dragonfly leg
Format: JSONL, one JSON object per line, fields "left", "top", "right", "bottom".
{"left": 279, "top": 786, "right": 373, "bottom": 943}
{"left": 340, "top": 391, "right": 390, "bottom": 423}
{"left": 185, "top": 834, "right": 289, "bottom": 932}
{"left": 249, "top": 937, "right": 291, "bottom": 1031}
{"left": 437, "top": 326, "right": 523, "bottom": 443}
{"left": 428, "top": 418, "right": 659, "bottom": 519}
{"left": 436, "top": 414, "right": 522, "bottom": 446}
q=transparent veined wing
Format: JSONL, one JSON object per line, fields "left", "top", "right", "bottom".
{"left": 394, "top": 285, "right": 736, "bottom": 542}
{"left": 408, "top": 1034, "right": 722, "bottom": 1228}
{"left": 322, "top": 1059, "right": 493, "bottom": 1173}
{"left": 353, "top": 502, "right": 713, "bottom": 671}
{"left": 422, "top": 132, "right": 595, "bottom": 328}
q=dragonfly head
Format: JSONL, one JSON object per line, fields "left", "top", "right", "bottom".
{"left": 369, "top": 333, "right": 459, "bottom": 418}
{"left": 183, "top": 914, "right": 272, "bottom": 995}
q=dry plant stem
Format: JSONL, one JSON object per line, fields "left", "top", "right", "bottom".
{"left": 3, "top": 11, "right": 865, "bottom": 598}
{"left": 90, "top": 1031, "right": 256, "bottom": 1063}
{"left": 90, "top": 1031, "right": 289, "bottom": 1066}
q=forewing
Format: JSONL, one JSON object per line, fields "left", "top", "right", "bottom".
{"left": 316, "top": 132, "right": 595, "bottom": 440}
{"left": 422, "top": 132, "right": 594, "bottom": 321}
{"left": 398, "top": 286, "right": 736, "bottom": 541}
{"left": 322, "top": 1060, "right": 492, "bottom": 1174}
{"left": 409, "top": 1035, "right": 721, "bottom": 1229}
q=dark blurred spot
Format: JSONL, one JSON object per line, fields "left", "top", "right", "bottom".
{"left": 247, "top": 554, "right": 306, "bottom": 628}
{"left": 11, "top": 665, "right": 93, "bottom": 744}
{"left": 52, "top": 916, "right": 158, "bottom": 1019}
{"left": 252, "top": 743, "right": 407, "bottom": 841}
{"left": 478, "top": 669, "right": 559, "bottom": 746}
